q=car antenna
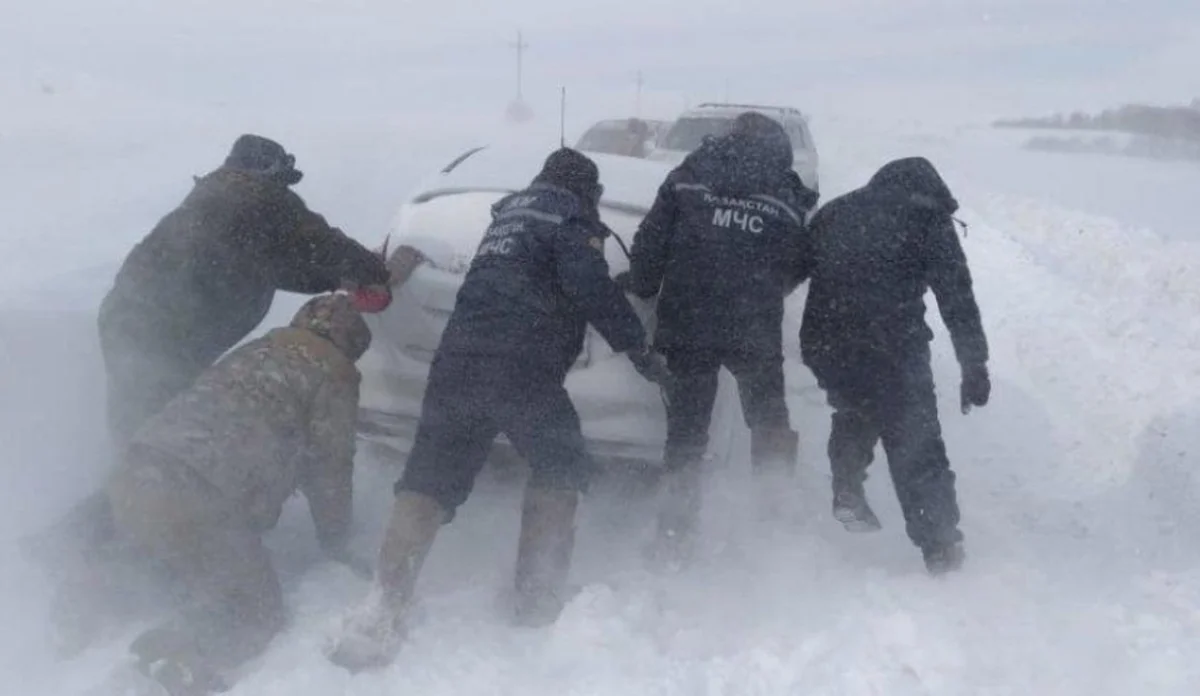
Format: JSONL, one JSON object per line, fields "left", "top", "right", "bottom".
{"left": 559, "top": 86, "right": 567, "bottom": 147}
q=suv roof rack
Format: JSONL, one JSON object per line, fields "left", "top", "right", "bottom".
{"left": 694, "top": 102, "right": 803, "bottom": 116}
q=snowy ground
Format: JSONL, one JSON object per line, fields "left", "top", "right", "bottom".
{"left": 5, "top": 5, "right": 1200, "bottom": 694}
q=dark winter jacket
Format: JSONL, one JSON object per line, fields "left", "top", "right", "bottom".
{"left": 800, "top": 157, "right": 988, "bottom": 376}
{"left": 436, "top": 181, "right": 646, "bottom": 380}
{"left": 98, "top": 167, "right": 389, "bottom": 374}
{"left": 626, "top": 124, "right": 819, "bottom": 355}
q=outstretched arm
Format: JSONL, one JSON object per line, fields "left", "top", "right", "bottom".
{"left": 553, "top": 219, "right": 647, "bottom": 353}
{"left": 301, "top": 372, "right": 361, "bottom": 558}
{"left": 926, "top": 216, "right": 988, "bottom": 367}
{"left": 268, "top": 191, "right": 390, "bottom": 295}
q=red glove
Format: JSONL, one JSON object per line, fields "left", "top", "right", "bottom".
{"left": 351, "top": 285, "right": 392, "bottom": 313}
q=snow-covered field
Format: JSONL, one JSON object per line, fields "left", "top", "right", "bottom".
{"left": 4, "top": 2, "right": 1200, "bottom": 694}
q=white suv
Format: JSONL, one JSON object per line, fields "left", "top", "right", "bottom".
{"left": 648, "top": 103, "right": 820, "bottom": 194}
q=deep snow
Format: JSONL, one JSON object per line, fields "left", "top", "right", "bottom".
{"left": 4, "top": 5, "right": 1200, "bottom": 694}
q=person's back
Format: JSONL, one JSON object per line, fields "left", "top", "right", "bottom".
{"left": 802, "top": 157, "right": 985, "bottom": 371}
{"left": 438, "top": 152, "right": 644, "bottom": 378}
{"left": 126, "top": 293, "right": 369, "bottom": 533}
{"left": 628, "top": 113, "right": 817, "bottom": 352}
{"left": 104, "top": 165, "right": 385, "bottom": 373}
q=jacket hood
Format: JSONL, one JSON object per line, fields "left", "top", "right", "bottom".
{"left": 290, "top": 293, "right": 372, "bottom": 361}
{"left": 683, "top": 113, "right": 793, "bottom": 195}
{"left": 867, "top": 157, "right": 958, "bottom": 214}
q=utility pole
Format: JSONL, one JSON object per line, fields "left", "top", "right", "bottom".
{"left": 504, "top": 29, "right": 533, "bottom": 124}
{"left": 511, "top": 30, "right": 528, "bottom": 101}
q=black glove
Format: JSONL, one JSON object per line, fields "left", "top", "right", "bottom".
{"left": 628, "top": 347, "right": 672, "bottom": 387}
{"left": 614, "top": 270, "right": 657, "bottom": 299}
{"left": 960, "top": 363, "right": 990, "bottom": 414}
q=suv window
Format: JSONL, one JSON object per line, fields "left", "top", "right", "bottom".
{"left": 577, "top": 127, "right": 643, "bottom": 156}
{"left": 786, "top": 121, "right": 809, "bottom": 150}
{"left": 661, "top": 117, "right": 736, "bottom": 151}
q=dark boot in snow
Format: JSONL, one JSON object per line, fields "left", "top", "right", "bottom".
{"left": 922, "top": 540, "right": 966, "bottom": 575}
{"left": 328, "top": 491, "right": 443, "bottom": 673}
{"left": 513, "top": 486, "right": 580, "bottom": 627}
{"left": 129, "top": 625, "right": 229, "bottom": 696}
{"left": 832, "top": 479, "right": 882, "bottom": 533}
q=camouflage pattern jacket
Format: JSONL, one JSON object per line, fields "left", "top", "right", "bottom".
{"left": 125, "top": 323, "right": 363, "bottom": 541}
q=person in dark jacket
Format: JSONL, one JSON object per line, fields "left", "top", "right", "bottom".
{"left": 327, "top": 148, "right": 670, "bottom": 673}
{"left": 799, "top": 156, "right": 990, "bottom": 575}
{"left": 620, "top": 112, "right": 819, "bottom": 559}
{"left": 98, "top": 134, "right": 391, "bottom": 449}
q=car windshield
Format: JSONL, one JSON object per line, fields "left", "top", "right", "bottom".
{"left": 660, "top": 117, "right": 735, "bottom": 151}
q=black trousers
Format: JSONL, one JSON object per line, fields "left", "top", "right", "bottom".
{"left": 396, "top": 354, "right": 592, "bottom": 519}
{"left": 814, "top": 346, "right": 962, "bottom": 551}
{"left": 661, "top": 345, "right": 791, "bottom": 471}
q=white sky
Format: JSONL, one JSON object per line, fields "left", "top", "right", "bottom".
{"left": 2, "top": 0, "right": 1197, "bottom": 127}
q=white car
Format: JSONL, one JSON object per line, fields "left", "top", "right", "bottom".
{"left": 356, "top": 142, "right": 742, "bottom": 476}
{"left": 647, "top": 102, "right": 820, "bottom": 194}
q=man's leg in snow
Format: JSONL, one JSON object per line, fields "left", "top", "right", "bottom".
{"left": 330, "top": 357, "right": 492, "bottom": 672}
{"left": 108, "top": 453, "right": 285, "bottom": 691}
{"left": 653, "top": 350, "right": 721, "bottom": 562}
{"left": 827, "top": 392, "right": 884, "bottom": 532}
{"left": 498, "top": 377, "right": 592, "bottom": 626}
{"left": 728, "top": 351, "right": 797, "bottom": 476}
{"left": 876, "top": 350, "right": 964, "bottom": 572}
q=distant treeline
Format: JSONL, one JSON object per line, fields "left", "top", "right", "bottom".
{"left": 995, "top": 99, "right": 1200, "bottom": 142}
{"left": 1024, "top": 134, "right": 1200, "bottom": 164}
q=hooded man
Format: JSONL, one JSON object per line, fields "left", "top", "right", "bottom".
{"left": 98, "top": 133, "right": 391, "bottom": 449}
{"left": 105, "top": 293, "right": 373, "bottom": 694}
{"left": 327, "top": 148, "right": 670, "bottom": 673}
{"left": 620, "top": 112, "right": 819, "bottom": 560}
{"left": 799, "top": 157, "right": 990, "bottom": 574}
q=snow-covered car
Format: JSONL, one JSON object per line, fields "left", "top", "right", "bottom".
{"left": 648, "top": 103, "right": 820, "bottom": 194}
{"left": 355, "top": 142, "right": 740, "bottom": 476}
{"left": 574, "top": 118, "right": 670, "bottom": 159}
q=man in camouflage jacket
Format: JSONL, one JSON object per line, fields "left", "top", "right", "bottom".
{"left": 105, "top": 293, "right": 371, "bottom": 694}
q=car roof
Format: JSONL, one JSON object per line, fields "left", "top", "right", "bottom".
{"left": 409, "top": 141, "right": 674, "bottom": 215}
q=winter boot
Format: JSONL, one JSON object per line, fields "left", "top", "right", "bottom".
{"left": 513, "top": 486, "right": 580, "bottom": 627}
{"left": 129, "top": 624, "right": 230, "bottom": 696}
{"left": 832, "top": 477, "right": 882, "bottom": 533}
{"left": 327, "top": 491, "right": 444, "bottom": 673}
{"left": 922, "top": 540, "right": 966, "bottom": 576}
{"left": 648, "top": 464, "right": 703, "bottom": 570}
